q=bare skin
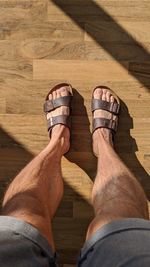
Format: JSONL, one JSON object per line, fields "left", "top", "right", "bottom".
{"left": 2, "top": 86, "right": 70, "bottom": 252}
{"left": 1, "top": 85, "right": 149, "bottom": 252}
{"left": 86, "top": 87, "right": 149, "bottom": 240}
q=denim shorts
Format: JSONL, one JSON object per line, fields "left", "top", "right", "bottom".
{"left": 0, "top": 216, "right": 150, "bottom": 267}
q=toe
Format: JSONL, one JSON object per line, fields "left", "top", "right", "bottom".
{"left": 110, "top": 95, "right": 115, "bottom": 103}
{"left": 102, "top": 89, "right": 106, "bottom": 101}
{"left": 49, "top": 93, "right": 52, "bottom": 100}
{"left": 56, "top": 89, "right": 61, "bottom": 99}
{"left": 110, "top": 95, "right": 117, "bottom": 120}
{"left": 59, "top": 86, "right": 69, "bottom": 97}
{"left": 52, "top": 90, "right": 57, "bottom": 100}
{"left": 59, "top": 86, "right": 70, "bottom": 115}
{"left": 94, "top": 88, "right": 103, "bottom": 99}
{"left": 106, "top": 91, "right": 111, "bottom": 102}
{"left": 47, "top": 93, "right": 53, "bottom": 119}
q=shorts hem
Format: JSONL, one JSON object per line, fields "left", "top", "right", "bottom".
{"left": 80, "top": 218, "right": 150, "bottom": 261}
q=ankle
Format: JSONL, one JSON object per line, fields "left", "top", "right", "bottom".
{"left": 47, "top": 135, "right": 70, "bottom": 157}
{"left": 46, "top": 125, "right": 70, "bottom": 155}
{"left": 92, "top": 128, "right": 114, "bottom": 156}
{"left": 93, "top": 128, "right": 113, "bottom": 145}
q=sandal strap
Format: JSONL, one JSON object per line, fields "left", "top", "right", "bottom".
{"left": 92, "top": 99, "right": 120, "bottom": 115}
{"left": 47, "top": 115, "right": 71, "bottom": 133}
{"left": 93, "top": 118, "right": 118, "bottom": 133}
{"left": 44, "top": 95, "right": 72, "bottom": 113}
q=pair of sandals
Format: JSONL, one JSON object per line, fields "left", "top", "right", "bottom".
{"left": 44, "top": 83, "right": 120, "bottom": 155}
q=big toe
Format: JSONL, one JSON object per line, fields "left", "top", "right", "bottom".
{"left": 57, "top": 86, "right": 70, "bottom": 97}
{"left": 94, "top": 88, "right": 103, "bottom": 100}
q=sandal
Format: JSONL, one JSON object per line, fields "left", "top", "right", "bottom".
{"left": 92, "top": 85, "right": 120, "bottom": 136}
{"left": 44, "top": 83, "right": 73, "bottom": 138}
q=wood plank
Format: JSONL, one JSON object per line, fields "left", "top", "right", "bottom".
{"left": 0, "top": 59, "right": 32, "bottom": 79}
{"left": 63, "top": 265, "right": 75, "bottom": 267}
{"left": 57, "top": 249, "right": 79, "bottom": 265}
{"left": 0, "top": 36, "right": 82, "bottom": 63}
{"left": 21, "top": 40, "right": 85, "bottom": 60}
{"left": 0, "top": 1, "right": 47, "bottom": 40}
{"left": 10, "top": 22, "right": 84, "bottom": 41}
{"left": 85, "top": 42, "right": 150, "bottom": 61}
{"left": 33, "top": 60, "right": 132, "bottom": 81}
{"left": 73, "top": 200, "right": 94, "bottom": 219}
{"left": 48, "top": 1, "right": 150, "bottom": 22}
{"left": 0, "top": 0, "right": 47, "bottom": 21}
{"left": 85, "top": 22, "right": 150, "bottom": 43}
{"left": 55, "top": 201, "right": 73, "bottom": 218}
{"left": 129, "top": 62, "right": 150, "bottom": 78}
{"left": 0, "top": 98, "right": 6, "bottom": 113}
{"left": 1, "top": 79, "right": 149, "bottom": 116}
{"left": 52, "top": 218, "right": 90, "bottom": 249}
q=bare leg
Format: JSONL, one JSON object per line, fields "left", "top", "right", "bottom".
{"left": 1, "top": 86, "right": 70, "bottom": 252}
{"left": 86, "top": 88, "right": 149, "bottom": 240}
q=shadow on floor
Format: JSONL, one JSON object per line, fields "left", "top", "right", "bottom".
{"left": 65, "top": 88, "right": 97, "bottom": 180}
{"left": 116, "top": 99, "right": 150, "bottom": 200}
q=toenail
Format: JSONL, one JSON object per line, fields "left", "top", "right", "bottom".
{"left": 61, "top": 87, "right": 67, "bottom": 91}
{"left": 95, "top": 88, "right": 102, "bottom": 94}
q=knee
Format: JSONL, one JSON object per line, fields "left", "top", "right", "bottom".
{"left": 86, "top": 216, "right": 101, "bottom": 241}
{"left": 86, "top": 214, "right": 121, "bottom": 241}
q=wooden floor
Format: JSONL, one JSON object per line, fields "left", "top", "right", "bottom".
{"left": 0, "top": 0, "right": 150, "bottom": 266}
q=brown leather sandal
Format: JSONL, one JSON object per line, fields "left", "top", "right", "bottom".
{"left": 44, "top": 83, "right": 73, "bottom": 138}
{"left": 92, "top": 85, "right": 120, "bottom": 135}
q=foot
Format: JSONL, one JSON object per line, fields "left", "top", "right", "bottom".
{"left": 92, "top": 88, "right": 117, "bottom": 156}
{"left": 47, "top": 86, "right": 70, "bottom": 154}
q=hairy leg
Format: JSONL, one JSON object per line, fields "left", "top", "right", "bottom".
{"left": 1, "top": 86, "right": 70, "bottom": 251}
{"left": 86, "top": 88, "right": 149, "bottom": 240}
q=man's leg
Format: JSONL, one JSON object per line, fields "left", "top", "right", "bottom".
{"left": 86, "top": 88, "right": 149, "bottom": 240}
{"left": 1, "top": 87, "right": 70, "bottom": 252}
